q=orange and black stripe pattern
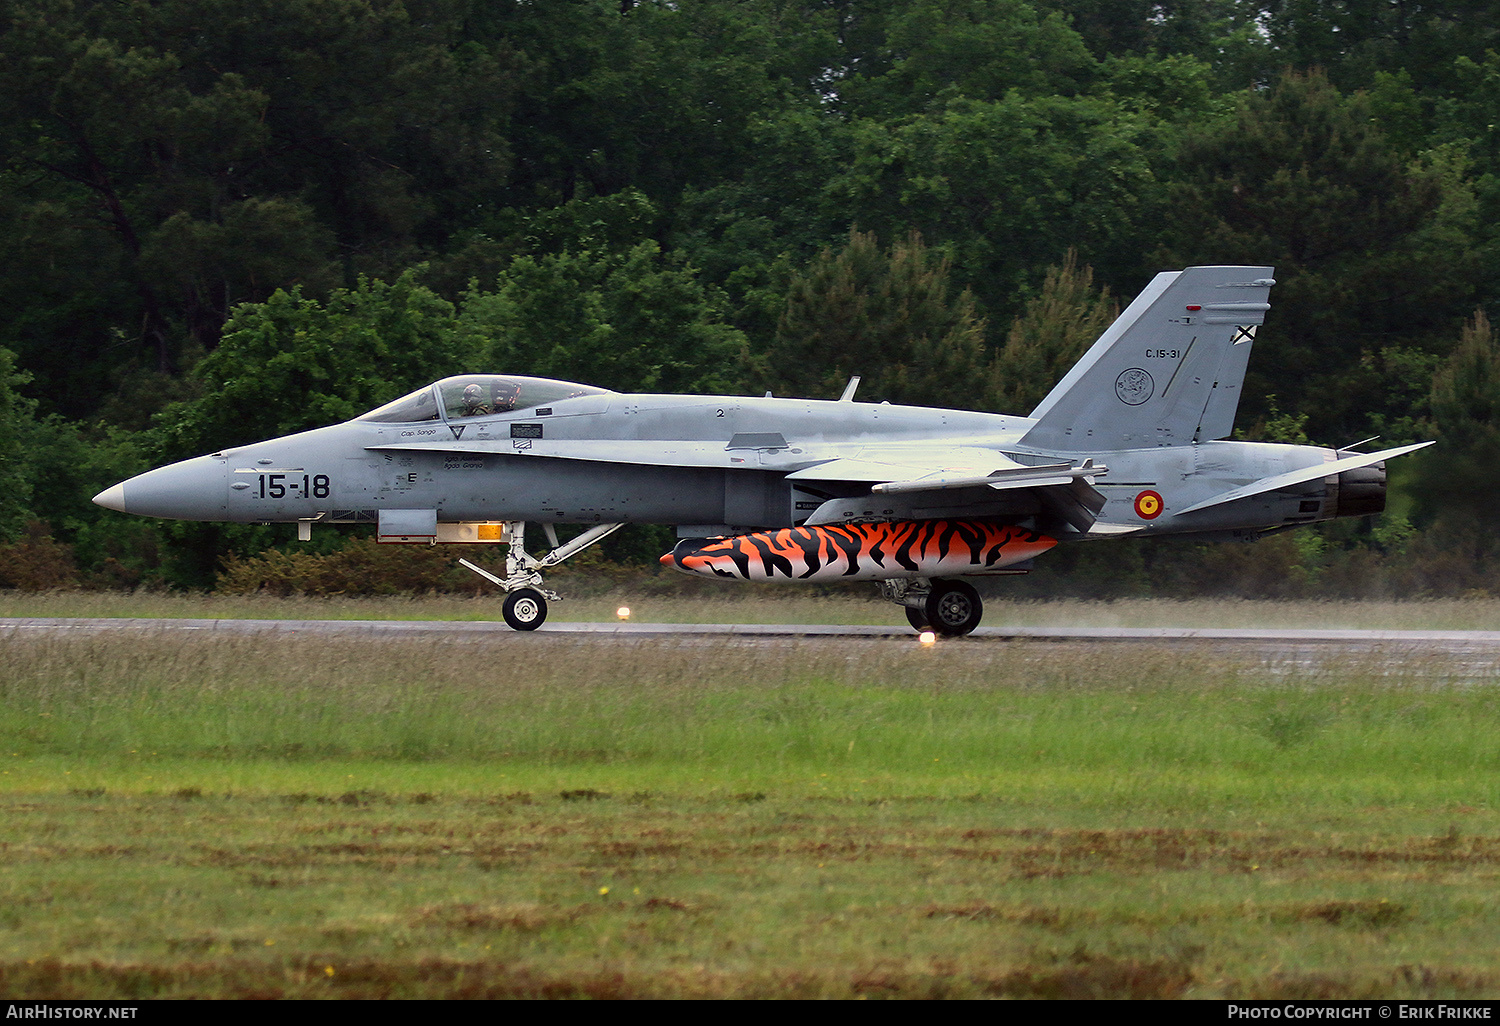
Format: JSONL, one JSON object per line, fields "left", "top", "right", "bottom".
{"left": 661, "top": 520, "right": 1056, "bottom": 582}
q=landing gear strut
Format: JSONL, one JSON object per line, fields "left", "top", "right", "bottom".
{"left": 461, "top": 521, "right": 624, "bottom": 631}
{"left": 880, "top": 578, "right": 984, "bottom": 637}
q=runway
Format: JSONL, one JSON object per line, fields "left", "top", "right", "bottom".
{"left": 3, "top": 616, "right": 1500, "bottom": 649}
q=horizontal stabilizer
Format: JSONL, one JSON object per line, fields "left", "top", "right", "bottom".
{"left": 1173, "top": 442, "right": 1432, "bottom": 516}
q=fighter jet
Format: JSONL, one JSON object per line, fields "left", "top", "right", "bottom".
{"left": 94, "top": 265, "right": 1429, "bottom": 634}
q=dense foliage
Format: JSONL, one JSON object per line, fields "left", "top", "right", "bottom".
{"left": 3, "top": 0, "right": 1499, "bottom": 591}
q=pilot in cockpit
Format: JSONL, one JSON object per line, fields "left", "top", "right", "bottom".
{"left": 460, "top": 383, "right": 491, "bottom": 416}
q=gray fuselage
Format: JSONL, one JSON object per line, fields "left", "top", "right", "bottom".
{"left": 111, "top": 389, "right": 1360, "bottom": 541}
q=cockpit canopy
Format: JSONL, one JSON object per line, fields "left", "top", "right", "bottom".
{"left": 358, "top": 375, "right": 612, "bottom": 423}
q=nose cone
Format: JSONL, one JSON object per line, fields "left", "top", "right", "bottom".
{"left": 92, "top": 455, "right": 227, "bottom": 521}
{"left": 92, "top": 483, "right": 127, "bottom": 512}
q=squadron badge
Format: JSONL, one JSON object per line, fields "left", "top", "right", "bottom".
{"left": 1115, "top": 367, "right": 1154, "bottom": 406}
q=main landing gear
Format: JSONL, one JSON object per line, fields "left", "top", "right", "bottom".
{"left": 880, "top": 578, "right": 984, "bottom": 637}
{"left": 460, "top": 521, "right": 624, "bottom": 631}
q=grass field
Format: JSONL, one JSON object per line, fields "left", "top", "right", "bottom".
{"left": 2, "top": 610, "right": 1500, "bottom": 999}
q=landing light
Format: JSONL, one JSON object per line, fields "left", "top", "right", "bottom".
{"left": 919, "top": 631, "right": 937, "bottom": 646}
{"left": 617, "top": 606, "right": 631, "bottom": 621}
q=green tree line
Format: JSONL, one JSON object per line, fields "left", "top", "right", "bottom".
{"left": 3, "top": 0, "right": 1500, "bottom": 592}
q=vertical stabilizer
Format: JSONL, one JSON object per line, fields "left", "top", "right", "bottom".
{"left": 1018, "top": 265, "right": 1274, "bottom": 452}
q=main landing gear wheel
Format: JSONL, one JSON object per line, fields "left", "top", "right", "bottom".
{"left": 926, "top": 580, "right": 982, "bottom": 637}
{"left": 905, "top": 607, "right": 928, "bottom": 631}
{"left": 502, "top": 588, "right": 548, "bottom": 631}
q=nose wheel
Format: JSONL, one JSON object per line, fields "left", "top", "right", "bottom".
{"left": 502, "top": 588, "right": 549, "bottom": 631}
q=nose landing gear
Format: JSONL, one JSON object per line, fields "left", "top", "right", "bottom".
{"left": 461, "top": 521, "right": 624, "bottom": 631}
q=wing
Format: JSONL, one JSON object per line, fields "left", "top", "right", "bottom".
{"left": 787, "top": 445, "right": 1112, "bottom": 534}
{"left": 784, "top": 444, "right": 1032, "bottom": 483}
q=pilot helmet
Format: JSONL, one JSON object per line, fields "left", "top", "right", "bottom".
{"left": 462, "top": 383, "right": 484, "bottom": 404}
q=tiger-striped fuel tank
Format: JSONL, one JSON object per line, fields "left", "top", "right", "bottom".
{"left": 660, "top": 521, "right": 1057, "bottom": 582}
